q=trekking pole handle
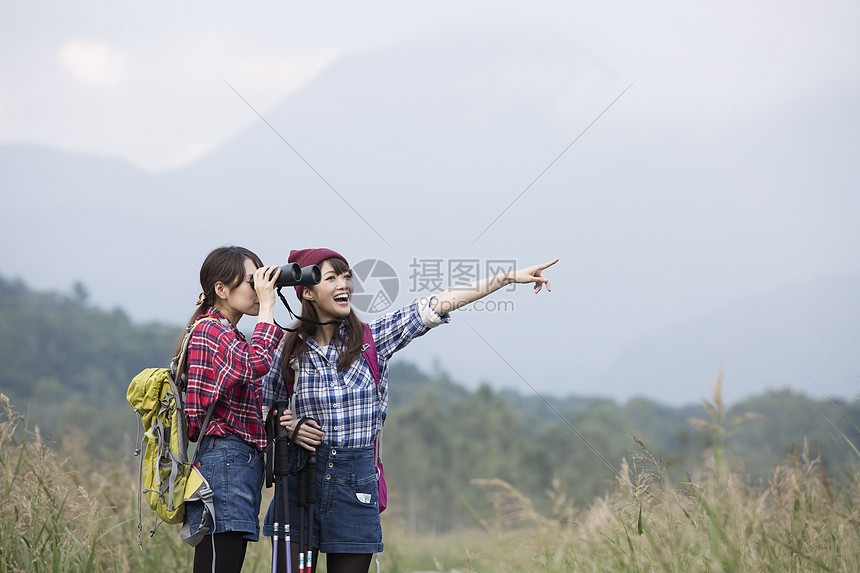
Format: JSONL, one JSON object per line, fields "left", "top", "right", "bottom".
{"left": 273, "top": 400, "right": 291, "bottom": 476}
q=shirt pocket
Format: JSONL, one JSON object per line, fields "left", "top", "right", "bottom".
{"left": 340, "top": 359, "right": 370, "bottom": 390}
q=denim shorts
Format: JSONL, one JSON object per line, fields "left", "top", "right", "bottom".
{"left": 263, "top": 445, "right": 383, "bottom": 554}
{"left": 185, "top": 434, "right": 265, "bottom": 541}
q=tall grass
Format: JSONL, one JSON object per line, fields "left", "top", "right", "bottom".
{"left": 463, "top": 378, "right": 860, "bottom": 572}
{"left": 3, "top": 381, "right": 859, "bottom": 573}
{"left": 0, "top": 394, "right": 191, "bottom": 572}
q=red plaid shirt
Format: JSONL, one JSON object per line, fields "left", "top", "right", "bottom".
{"left": 185, "top": 308, "right": 283, "bottom": 450}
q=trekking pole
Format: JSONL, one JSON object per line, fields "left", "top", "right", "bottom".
{"left": 297, "top": 446, "right": 307, "bottom": 573}
{"left": 272, "top": 401, "right": 292, "bottom": 573}
{"left": 281, "top": 464, "right": 292, "bottom": 573}
{"left": 305, "top": 451, "right": 317, "bottom": 573}
{"left": 272, "top": 486, "right": 279, "bottom": 573}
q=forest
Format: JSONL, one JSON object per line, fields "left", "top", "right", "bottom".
{"left": 2, "top": 272, "right": 859, "bottom": 535}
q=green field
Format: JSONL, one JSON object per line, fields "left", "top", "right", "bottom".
{"left": 4, "top": 381, "right": 858, "bottom": 573}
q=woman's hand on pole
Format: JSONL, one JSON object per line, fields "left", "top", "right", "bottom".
{"left": 273, "top": 407, "right": 293, "bottom": 429}
{"left": 284, "top": 417, "right": 325, "bottom": 452}
{"left": 253, "top": 265, "right": 280, "bottom": 324}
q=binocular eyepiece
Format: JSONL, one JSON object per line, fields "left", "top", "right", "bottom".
{"left": 251, "top": 263, "right": 321, "bottom": 289}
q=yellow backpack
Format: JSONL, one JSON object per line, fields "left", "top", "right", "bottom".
{"left": 127, "top": 318, "right": 217, "bottom": 548}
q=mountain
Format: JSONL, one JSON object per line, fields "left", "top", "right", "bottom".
{"left": 1, "top": 29, "right": 858, "bottom": 405}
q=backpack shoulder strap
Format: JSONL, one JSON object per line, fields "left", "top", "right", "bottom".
{"left": 282, "top": 337, "right": 304, "bottom": 397}
{"left": 171, "top": 316, "right": 221, "bottom": 387}
{"left": 174, "top": 317, "right": 220, "bottom": 453}
{"left": 361, "top": 323, "right": 380, "bottom": 386}
{"left": 360, "top": 323, "right": 385, "bottom": 465}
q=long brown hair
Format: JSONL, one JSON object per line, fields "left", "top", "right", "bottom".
{"left": 280, "top": 257, "right": 364, "bottom": 377}
{"left": 173, "top": 245, "right": 264, "bottom": 356}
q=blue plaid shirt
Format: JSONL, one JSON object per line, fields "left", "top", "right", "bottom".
{"left": 262, "top": 299, "right": 449, "bottom": 448}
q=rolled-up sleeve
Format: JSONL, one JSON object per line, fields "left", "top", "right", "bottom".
{"left": 417, "top": 295, "right": 451, "bottom": 328}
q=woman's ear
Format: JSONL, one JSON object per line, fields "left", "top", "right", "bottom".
{"left": 214, "top": 281, "right": 229, "bottom": 301}
{"left": 302, "top": 286, "right": 316, "bottom": 303}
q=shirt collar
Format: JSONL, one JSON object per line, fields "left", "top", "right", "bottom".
{"left": 200, "top": 307, "right": 235, "bottom": 330}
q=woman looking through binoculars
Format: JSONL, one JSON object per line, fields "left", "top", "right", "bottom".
{"left": 182, "top": 246, "right": 284, "bottom": 573}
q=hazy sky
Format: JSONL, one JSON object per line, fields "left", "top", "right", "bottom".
{"left": 3, "top": 1, "right": 858, "bottom": 170}
{"left": 1, "top": 1, "right": 859, "bottom": 406}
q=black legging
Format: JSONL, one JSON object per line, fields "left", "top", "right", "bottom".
{"left": 193, "top": 532, "right": 248, "bottom": 573}
{"left": 272, "top": 539, "right": 372, "bottom": 573}
{"left": 326, "top": 552, "right": 373, "bottom": 573}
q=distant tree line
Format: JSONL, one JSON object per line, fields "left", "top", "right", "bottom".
{"left": 2, "top": 273, "right": 858, "bottom": 532}
{"left": 0, "top": 274, "right": 177, "bottom": 454}
{"left": 384, "top": 369, "right": 860, "bottom": 532}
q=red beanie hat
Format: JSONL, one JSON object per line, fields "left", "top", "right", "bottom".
{"left": 288, "top": 248, "right": 350, "bottom": 300}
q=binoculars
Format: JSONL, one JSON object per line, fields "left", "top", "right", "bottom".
{"left": 250, "top": 263, "right": 321, "bottom": 289}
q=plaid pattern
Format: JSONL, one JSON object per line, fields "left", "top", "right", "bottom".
{"left": 185, "top": 307, "right": 283, "bottom": 451}
{"left": 262, "top": 300, "right": 449, "bottom": 448}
